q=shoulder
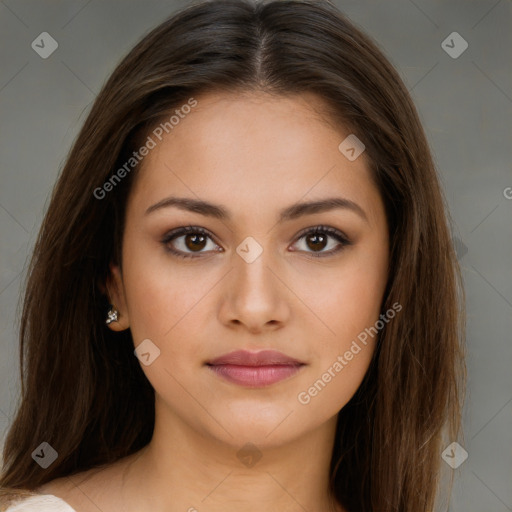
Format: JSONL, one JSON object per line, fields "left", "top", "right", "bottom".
{"left": 1, "top": 493, "right": 76, "bottom": 512}
{"left": 1, "top": 451, "right": 143, "bottom": 512}
{"left": 0, "top": 490, "right": 36, "bottom": 511}
{"left": 0, "top": 471, "right": 90, "bottom": 512}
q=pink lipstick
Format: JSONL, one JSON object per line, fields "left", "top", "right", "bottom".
{"left": 206, "top": 350, "right": 305, "bottom": 388}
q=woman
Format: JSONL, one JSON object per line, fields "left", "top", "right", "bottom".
{"left": 0, "top": 0, "right": 466, "bottom": 510}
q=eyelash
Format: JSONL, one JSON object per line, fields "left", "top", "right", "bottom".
{"left": 160, "top": 225, "right": 351, "bottom": 260}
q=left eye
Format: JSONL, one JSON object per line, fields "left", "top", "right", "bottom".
{"left": 291, "top": 226, "right": 350, "bottom": 257}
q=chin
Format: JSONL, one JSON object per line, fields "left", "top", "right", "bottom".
{"left": 203, "top": 402, "right": 321, "bottom": 447}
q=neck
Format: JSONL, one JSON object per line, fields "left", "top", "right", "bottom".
{"left": 122, "top": 400, "right": 344, "bottom": 512}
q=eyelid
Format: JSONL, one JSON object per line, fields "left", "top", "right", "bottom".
{"left": 162, "top": 225, "right": 218, "bottom": 243}
{"left": 292, "top": 224, "right": 350, "bottom": 245}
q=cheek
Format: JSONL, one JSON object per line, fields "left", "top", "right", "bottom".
{"left": 293, "top": 247, "right": 388, "bottom": 349}
{"left": 298, "top": 354, "right": 374, "bottom": 417}
{"left": 295, "top": 278, "right": 381, "bottom": 414}
{"left": 120, "top": 237, "right": 207, "bottom": 347}
{"left": 292, "top": 248, "right": 387, "bottom": 410}
{"left": 332, "top": 269, "right": 385, "bottom": 344}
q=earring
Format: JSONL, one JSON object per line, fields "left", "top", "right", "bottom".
{"left": 106, "top": 305, "right": 119, "bottom": 325}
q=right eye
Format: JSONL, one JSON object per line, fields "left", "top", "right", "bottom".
{"left": 161, "top": 226, "right": 223, "bottom": 259}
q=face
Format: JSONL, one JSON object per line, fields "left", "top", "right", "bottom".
{"left": 107, "top": 90, "right": 389, "bottom": 449}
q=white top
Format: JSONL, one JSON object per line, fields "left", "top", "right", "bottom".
{"left": 3, "top": 494, "right": 77, "bottom": 512}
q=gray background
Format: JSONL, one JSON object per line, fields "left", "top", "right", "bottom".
{"left": 0, "top": 0, "right": 511, "bottom": 510}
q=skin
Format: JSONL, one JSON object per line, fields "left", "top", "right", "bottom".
{"left": 36, "top": 90, "right": 389, "bottom": 512}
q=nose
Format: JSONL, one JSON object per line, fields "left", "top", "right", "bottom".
{"left": 217, "top": 246, "right": 291, "bottom": 334}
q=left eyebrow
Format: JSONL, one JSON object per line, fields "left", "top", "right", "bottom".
{"left": 279, "top": 197, "right": 368, "bottom": 224}
{"left": 144, "top": 196, "right": 369, "bottom": 224}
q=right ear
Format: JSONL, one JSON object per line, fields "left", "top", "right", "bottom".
{"left": 104, "top": 262, "right": 130, "bottom": 331}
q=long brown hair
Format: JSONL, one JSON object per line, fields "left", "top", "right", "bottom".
{"left": 0, "top": 0, "right": 466, "bottom": 510}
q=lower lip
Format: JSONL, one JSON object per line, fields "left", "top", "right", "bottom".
{"left": 207, "top": 364, "right": 303, "bottom": 387}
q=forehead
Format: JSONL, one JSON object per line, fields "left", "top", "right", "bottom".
{"left": 127, "top": 90, "right": 381, "bottom": 226}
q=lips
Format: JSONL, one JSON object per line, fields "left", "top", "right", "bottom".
{"left": 206, "top": 350, "right": 305, "bottom": 388}
{"left": 207, "top": 349, "right": 303, "bottom": 366}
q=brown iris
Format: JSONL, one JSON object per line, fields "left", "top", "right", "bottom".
{"left": 185, "top": 233, "right": 207, "bottom": 252}
{"left": 306, "top": 232, "right": 327, "bottom": 252}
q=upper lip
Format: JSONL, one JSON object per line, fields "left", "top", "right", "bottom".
{"left": 207, "top": 350, "right": 304, "bottom": 366}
